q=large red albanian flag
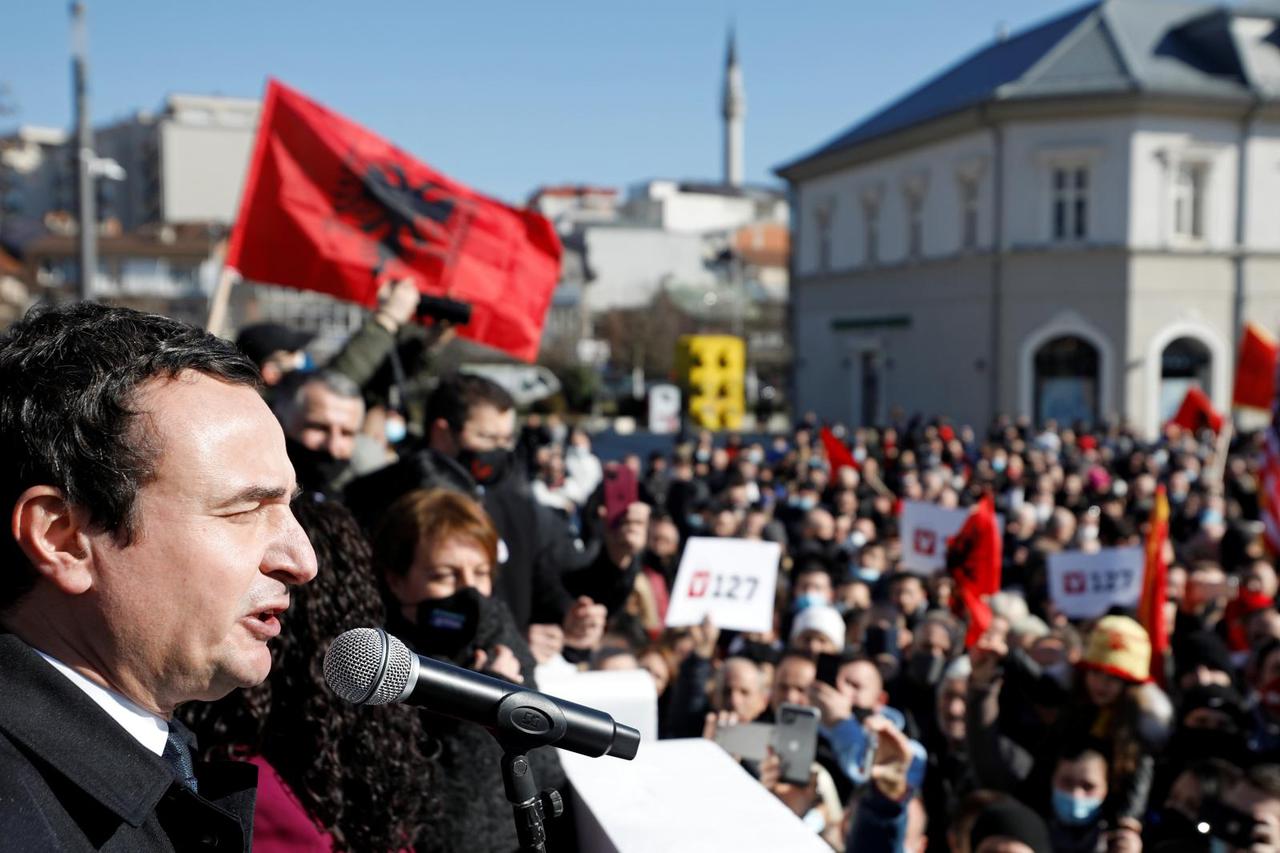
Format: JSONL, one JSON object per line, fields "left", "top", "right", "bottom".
{"left": 225, "top": 79, "right": 561, "bottom": 362}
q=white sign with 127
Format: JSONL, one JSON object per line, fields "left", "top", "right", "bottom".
{"left": 665, "top": 537, "right": 782, "bottom": 634}
{"left": 1047, "top": 546, "right": 1145, "bottom": 620}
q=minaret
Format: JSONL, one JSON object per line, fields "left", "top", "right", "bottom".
{"left": 721, "top": 26, "right": 745, "bottom": 188}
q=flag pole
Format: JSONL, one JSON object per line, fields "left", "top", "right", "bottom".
{"left": 206, "top": 265, "right": 240, "bottom": 336}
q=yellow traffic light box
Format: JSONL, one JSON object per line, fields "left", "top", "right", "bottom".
{"left": 676, "top": 335, "right": 745, "bottom": 430}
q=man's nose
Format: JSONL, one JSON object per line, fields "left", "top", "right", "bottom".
{"left": 263, "top": 508, "right": 319, "bottom": 585}
{"left": 325, "top": 427, "right": 345, "bottom": 457}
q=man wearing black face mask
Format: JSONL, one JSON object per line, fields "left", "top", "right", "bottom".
{"left": 272, "top": 370, "right": 366, "bottom": 499}
{"left": 346, "top": 373, "right": 576, "bottom": 632}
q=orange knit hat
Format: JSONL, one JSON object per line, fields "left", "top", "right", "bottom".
{"left": 1080, "top": 615, "right": 1151, "bottom": 683}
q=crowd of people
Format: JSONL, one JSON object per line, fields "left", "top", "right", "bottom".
{"left": 207, "top": 279, "right": 1280, "bottom": 852}
{"left": 5, "top": 289, "right": 1280, "bottom": 852}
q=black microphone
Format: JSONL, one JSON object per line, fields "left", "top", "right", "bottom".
{"left": 323, "top": 627, "right": 640, "bottom": 760}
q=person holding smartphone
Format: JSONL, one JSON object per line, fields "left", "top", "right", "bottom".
{"left": 1212, "top": 765, "right": 1280, "bottom": 853}
{"left": 845, "top": 717, "right": 926, "bottom": 851}
{"left": 810, "top": 654, "right": 928, "bottom": 793}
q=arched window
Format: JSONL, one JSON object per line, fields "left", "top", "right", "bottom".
{"left": 1159, "top": 336, "right": 1212, "bottom": 423}
{"left": 1034, "top": 335, "right": 1099, "bottom": 426}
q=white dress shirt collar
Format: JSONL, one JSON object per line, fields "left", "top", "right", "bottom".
{"left": 34, "top": 649, "right": 170, "bottom": 756}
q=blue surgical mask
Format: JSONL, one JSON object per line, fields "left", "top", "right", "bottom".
{"left": 385, "top": 416, "right": 408, "bottom": 445}
{"left": 992, "top": 458, "right": 1007, "bottom": 473}
{"left": 792, "top": 592, "right": 830, "bottom": 612}
{"left": 853, "top": 566, "right": 881, "bottom": 584}
{"left": 1051, "top": 789, "right": 1103, "bottom": 826}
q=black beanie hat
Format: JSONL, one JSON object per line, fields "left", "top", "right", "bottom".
{"left": 1174, "top": 630, "right": 1234, "bottom": 681}
{"left": 970, "top": 798, "right": 1052, "bottom": 853}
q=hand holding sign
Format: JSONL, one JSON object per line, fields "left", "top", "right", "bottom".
{"left": 665, "top": 537, "right": 781, "bottom": 634}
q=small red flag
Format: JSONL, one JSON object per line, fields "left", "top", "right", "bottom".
{"left": 1234, "top": 323, "right": 1280, "bottom": 411}
{"left": 820, "top": 426, "right": 860, "bottom": 472}
{"left": 946, "top": 494, "right": 1002, "bottom": 647}
{"left": 1169, "top": 387, "right": 1223, "bottom": 434}
{"left": 225, "top": 79, "right": 562, "bottom": 362}
{"left": 1138, "top": 486, "right": 1170, "bottom": 684}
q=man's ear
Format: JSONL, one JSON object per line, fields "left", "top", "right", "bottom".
{"left": 429, "top": 417, "right": 455, "bottom": 454}
{"left": 11, "top": 486, "right": 95, "bottom": 595}
{"left": 260, "top": 361, "right": 284, "bottom": 387}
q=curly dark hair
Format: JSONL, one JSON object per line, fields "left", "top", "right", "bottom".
{"left": 0, "top": 302, "right": 260, "bottom": 610}
{"left": 183, "top": 498, "right": 437, "bottom": 851}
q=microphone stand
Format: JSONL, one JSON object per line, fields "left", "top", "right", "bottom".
{"left": 492, "top": 692, "right": 567, "bottom": 853}
{"left": 498, "top": 748, "right": 563, "bottom": 853}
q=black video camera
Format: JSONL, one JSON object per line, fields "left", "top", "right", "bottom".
{"left": 416, "top": 294, "right": 472, "bottom": 326}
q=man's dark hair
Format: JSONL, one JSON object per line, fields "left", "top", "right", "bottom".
{"left": 1056, "top": 736, "right": 1109, "bottom": 767}
{"left": 0, "top": 302, "right": 260, "bottom": 611}
{"left": 426, "top": 373, "right": 515, "bottom": 433}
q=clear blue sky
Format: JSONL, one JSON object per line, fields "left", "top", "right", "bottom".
{"left": 4, "top": 1, "right": 1088, "bottom": 204}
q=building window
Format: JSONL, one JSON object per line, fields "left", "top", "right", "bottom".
{"left": 859, "top": 184, "right": 883, "bottom": 268}
{"left": 815, "top": 202, "right": 833, "bottom": 272}
{"left": 865, "top": 209, "right": 879, "bottom": 266}
{"left": 1034, "top": 334, "right": 1099, "bottom": 426}
{"left": 1172, "top": 162, "right": 1206, "bottom": 241}
{"left": 1051, "top": 165, "right": 1089, "bottom": 241}
{"left": 1159, "top": 336, "right": 1212, "bottom": 422}
{"left": 907, "top": 195, "right": 923, "bottom": 259}
{"left": 961, "top": 181, "right": 979, "bottom": 249}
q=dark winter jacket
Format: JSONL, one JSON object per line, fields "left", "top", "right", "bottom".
{"left": 346, "top": 447, "right": 576, "bottom": 630}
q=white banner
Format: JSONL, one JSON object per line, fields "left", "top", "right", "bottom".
{"left": 900, "top": 501, "right": 970, "bottom": 574}
{"left": 648, "top": 383, "right": 682, "bottom": 434}
{"left": 1047, "top": 546, "right": 1145, "bottom": 620}
{"left": 665, "top": 537, "right": 781, "bottom": 633}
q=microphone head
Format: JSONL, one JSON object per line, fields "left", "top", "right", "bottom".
{"left": 323, "top": 627, "right": 415, "bottom": 705}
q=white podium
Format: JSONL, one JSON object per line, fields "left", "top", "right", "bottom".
{"left": 559, "top": 738, "right": 831, "bottom": 853}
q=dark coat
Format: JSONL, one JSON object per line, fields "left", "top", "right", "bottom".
{"left": 392, "top": 597, "right": 568, "bottom": 853}
{"left": 0, "top": 633, "right": 257, "bottom": 852}
{"left": 346, "top": 447, "right": 577, "bottom": 629}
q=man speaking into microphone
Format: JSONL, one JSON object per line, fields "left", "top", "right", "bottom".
{"left": 0, "top": 303, "right": 318, "bottom": 851}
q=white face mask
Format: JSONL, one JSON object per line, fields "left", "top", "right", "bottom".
{"left": 1080, "top": 525, "right": 1099, "bottom": 542}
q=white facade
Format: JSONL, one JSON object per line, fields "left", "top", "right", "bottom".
{"left": 158, "top": 95, "right": 258, "bottom": 224}
{"left": 786, "top": 107, "right": 1280, "bottom": 437}
{"left": 1, "top": 94, "right": 258, "bottom": 231}
{"left": 781, "top": 0, "right": 1280, "bottom": 437}
{"left": 0, "top": 126, "right": 72, "bottom": 219}
{"left": 580, "top": 225, "right": 716, "bottom": 312}
{"left": 622, "top": 179, "right": 786, "bottom": 235}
